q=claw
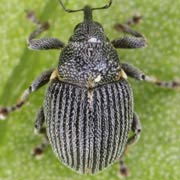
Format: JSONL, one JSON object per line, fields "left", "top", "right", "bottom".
{"left": 25, "top": 9, "right": 50, "bottom": 30}
{"left": 126, "top": 14, "right": 143, "bottom": 26}
{"left": 119, "top": 160, "right": 130, "bottom": 178}
{"left": 40, "top": 22, "right": 50, "bottom": 31}
{"left": 0, "top": 107, "right": 8, "bottom": 120}
{"left": 32, "top": 147, "right": 44, "bottom": 160}
{"left": 119, "top": 164, "right": 130, "bottom": 178}
{"left": 114, "top": 14, "right": 143, "bottom": 32}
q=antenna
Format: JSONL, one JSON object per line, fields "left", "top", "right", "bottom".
{"left": 92, "top": 0, "right": 112, "bottom": 11}
{"left": 58, "top": 0, "right": 113, "bottom": 13}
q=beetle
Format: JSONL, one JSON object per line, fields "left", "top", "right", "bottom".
{"left": 0, "top": 0, "right": 179, "bottom": 177}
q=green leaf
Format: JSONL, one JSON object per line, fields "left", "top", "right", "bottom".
{"left": 0, "top": 0, "right": 180, "bottom": 180}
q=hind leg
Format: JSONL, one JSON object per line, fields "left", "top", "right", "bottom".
{"left": 32, "top": 106, "right": 49, "bottom": 159}
{"left": 119, "top": 112, "right": 142, "bottom": 177}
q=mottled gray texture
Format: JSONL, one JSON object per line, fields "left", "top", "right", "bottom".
{"left": 58, "top": 41, "right": 120, "bottom": 86}
{"left": 111, "top": 24, "right": 146, "bottom": 49}
{"left": 28, "top": 38, "right": 65, "bottom": 50}
{"left": 111, "top": 36, "right": 146, "bottom": 49}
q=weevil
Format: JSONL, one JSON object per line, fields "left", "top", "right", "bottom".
{"left": 0, "top": 0, "right": 180, "bottom": 177}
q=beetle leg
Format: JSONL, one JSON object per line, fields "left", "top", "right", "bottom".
{"left": 121, "top": 62, "right": 180, "bottom": 89}
{"left": 114, "top": 14, "right": 143, "bottom": 31}
{"left": 119, "top": 112, "right": 141, "bottom": 177}
{"left": 0, "top": 69, "right": 53, "bottom": 120}
{"left": 111, "top": 24, "right": 146, "bottom": 49}
{"left": 127, "top": 112, "right": 142, "bottom": 146}
{"left": 32, "top": 106, "right": 49, "bottom": 158}
{"left": 26, "top": 10, "right": 65, "bottom": 50}
{"left": 34, "top": 106, "right": 45, "bottom": 134}
{"left": 124, "top": 14, "right": 143, "bottom": 26}
{"left": 32, "top": 134, "right": 49, "bottom": 159}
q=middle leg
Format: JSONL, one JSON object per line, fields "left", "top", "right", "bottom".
{"left": 119, "top": 112, "right": 142, "bottom": 177}
{"left": 121, "top": 62, "right": 180, "bottom": 89}
{"left": 0, "top": 69, "right": 54, "bottom": 120}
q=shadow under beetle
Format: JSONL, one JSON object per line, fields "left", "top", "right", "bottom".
{"left": 0, "top": 0, "right": 179, "bottom": 177}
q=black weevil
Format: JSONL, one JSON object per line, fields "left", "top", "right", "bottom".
{"left": 0, "top": 0, "right": 179, "bottom": 177}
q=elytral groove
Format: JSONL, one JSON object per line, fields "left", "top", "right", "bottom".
{"left": 99, "top": 88, "right": 105, "bottom": 171}
{"left": 76, "top": 88, "right": 82, "bottom": 171}
{"left": 53, "top": 83, "right": 61, "bottom": 158}
{"left": 106, "top": 85, "right": 116, "bottom": 165}
{"left": 59, "top": 84, "right": 68, "bottom": 164}
{"left": 125, "top": 83, "right": 132, "bottom": 145}
{"left": 99, "top": 87, "right": 109, "bottom": 170}
{"left": 56, "top": 83, "right": 64, "bottom": 161}
{"left": 49, "top": 83, "right": 58, "bottom": 155}
{"left": 110, "top": 84, "right": 120, "bottom": 162}
{"left": 63, "top": 84, "right": 72, "bottom": 165}
{"left": 69, "top": 86, "right": 78, "bottom": 169}
{"left": 104, "top": 85, "right": 111, "bottom": 167}
{"left": 87, "top": 91, "right": 95, "bottom": 173}
{"left": 114, "top": 82, "right": 125, "bottom": 159}
{"left": 118, "top": 82, "right": 127, "bottom": 157}
{"left": 64, "top": 85, "right": 73, "bottom": 167}
{"left": 82, "top": 95, "right": 88, "bottom": 173}
{"left": 92, "top": 90, "right": 102, "bottom": 173}
{"left": 121, "top": 83, "right": 128, "bottom": 154}
{"left": 78, "top": 88, "right": 86, "bottom": 173}
{"left": 46, "top": 84, "right": 52, "bottom": 148}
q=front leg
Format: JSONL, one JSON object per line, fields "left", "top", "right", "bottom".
{"left": 111, "top": 24, "right": 146, "bottom": 49}
{"left": 26, "top": 10, "right": 65, "bottom": 50}
{"left": 121, "top": 62, "right": 180, "bottom": 89}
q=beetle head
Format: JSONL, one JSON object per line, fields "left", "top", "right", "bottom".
{"left": 58, "top": 0, "right": 113, "bottom": 42}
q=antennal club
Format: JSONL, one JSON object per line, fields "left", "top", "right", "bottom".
{"left": 92, "top": 0, "right": 113, "bottom": 11}
{"left": 58, "top": 0, "right": 113, "bottom": 13}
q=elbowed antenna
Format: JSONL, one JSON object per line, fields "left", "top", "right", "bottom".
{"left": 92, "top": 0, "right": 112, "bottom": 11}
{"left": 58, "top": 0, "right": 113, "bottom": 13}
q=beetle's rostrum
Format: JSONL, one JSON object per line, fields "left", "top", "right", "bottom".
{"left": 1, "top": 0, "right": 180, "bottom": 177}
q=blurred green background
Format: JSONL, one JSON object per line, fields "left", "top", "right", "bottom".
{"left": 0, "top": 0, "right": 180, "bottom": 180}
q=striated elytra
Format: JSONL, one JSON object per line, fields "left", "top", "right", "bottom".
{"left": 45, "top": 79, "right": 132, "bottom": 174}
